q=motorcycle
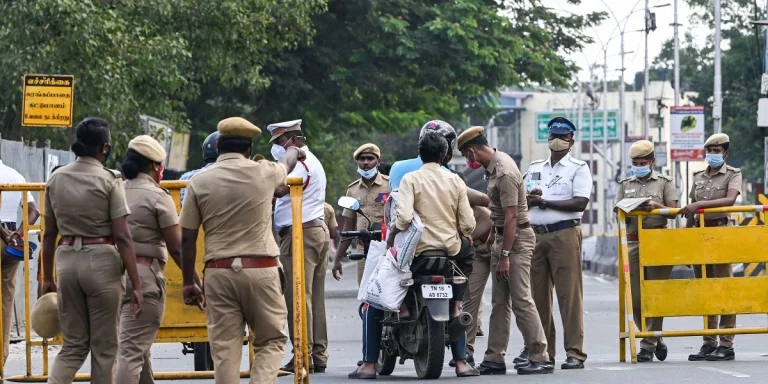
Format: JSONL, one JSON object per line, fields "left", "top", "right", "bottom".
{"left": 338, "top": 196, "right": 472, "bottom": 379}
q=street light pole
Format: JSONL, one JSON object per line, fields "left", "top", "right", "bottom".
{"left": 619, "top": 29, "right": 627, "bottom": 179}
{"left": 602, "top": 49, "right": 609, "bottom": 234}
{"left": 643, "top": 0, "right": 651, "bottom": 140}
{"left": 588, "top": 66, "right": 596, "bottom": 237}
{"left": 713, "top": 0, "right": 723, "bottom": 133}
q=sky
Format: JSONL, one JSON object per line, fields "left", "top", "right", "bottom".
{"left": 543, "top": 0, "right": 702, "bottom": 84}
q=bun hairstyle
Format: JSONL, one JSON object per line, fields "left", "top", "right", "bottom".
{"left": 71, "top": 117, "right": 110, "bottom": 158}
{"left": 121, "top": 149, "right": 152, "bottom": 180}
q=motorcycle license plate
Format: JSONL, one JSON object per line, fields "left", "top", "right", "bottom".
{"left": 421, "top": 284, "right": 453, "bottom": 299}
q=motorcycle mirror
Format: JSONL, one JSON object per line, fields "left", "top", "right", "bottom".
{"left": 338, "top": 196, "right": 361, "bottom": 212}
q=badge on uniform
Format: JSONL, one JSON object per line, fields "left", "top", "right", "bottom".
{"left": 531, "top": 172, "right": 541, "bottom": 181}
{"left": 377, "top": 192, "right": 390, "bottom": 203}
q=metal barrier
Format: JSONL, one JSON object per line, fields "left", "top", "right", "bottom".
{"left": 0, "top": 181, "right": 301, "bottom": 381}
{"left": 617, "top": 205, "right": 768, "bottom": 363}
{"left": 288, "top": 176, "right": 310, "bottom": 383}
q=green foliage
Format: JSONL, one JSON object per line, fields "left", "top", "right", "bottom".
{"left": 652, "top": 0, "right": 765, "bottom": 183}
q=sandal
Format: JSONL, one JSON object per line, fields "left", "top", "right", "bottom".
{"left": 348, "top": 368, "right": 377, "bottom": 380}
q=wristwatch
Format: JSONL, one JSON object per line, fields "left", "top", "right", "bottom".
{"left": 502, "top": 250, "right": 510, "bottom": 257}
{"left": 539, "top": 200, "right": 548, "bottom": 210}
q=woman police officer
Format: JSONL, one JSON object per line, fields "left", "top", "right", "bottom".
{"left": 42, "top": 117, "right": 143, "bottom": 384}
{"left": 115, "top": 135, "right": 202, "bottom": 383}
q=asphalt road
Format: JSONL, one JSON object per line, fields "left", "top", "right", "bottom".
{"left": 5, "top": 261, "right": 768, "bottom": 383}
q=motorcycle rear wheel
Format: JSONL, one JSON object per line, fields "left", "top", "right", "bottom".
{"left": 413, "top": 309, "right": 445, "bottom": 379}
{"left": 377, "top": 348, "right": 397, "bottom": 376}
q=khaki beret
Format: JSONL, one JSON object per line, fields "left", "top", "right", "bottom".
{"left": 353, "top": 143, "right": 381, "bottom": 160}
{"left": 704, "top": 133, "right": 729, "bottom": 147}
{"left": 31, "top": 293, "right": 60, "bottom": 339}
{"left": 628, "top": 140, "right": 655, "bottom": 159}
{"left": 267, "top": 119, "right": 302, "bottom": 143}
{"left": 457, "top": 126, "right": 485, "bottom": 150}
{"left": 128, "top": 135, "right": 167, "bottom": 163}
{"left": 217, "top": 117, "right": 261, "bottom": 138}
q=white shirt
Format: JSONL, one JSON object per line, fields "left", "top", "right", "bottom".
{"left": 273, "top": 146, "right": 327, "bottom": 229}
{"left": 523, "top": 154, "right": 592, "bottom": 225}
{"left": 0, "top": 161, "right": 35, "bottom": 223}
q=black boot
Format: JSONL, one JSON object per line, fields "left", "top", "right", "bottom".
{"left": 517, "top": 361, "right": 554, "bottom": 375}
{"left": 688, "top": 344, "right": 717, "bottom": 361}
{"left": 560, "top": 357, "right": 585, "bottom": 370}
{"left": 637, "top": 349, "right": 654, "bottom": 363}
{"left": 654, "top": 339, "right": 668, "bottom": 362}
{"left": 705, "top": 346, "right": 735, "bottom": 361}
{"left": 477, "top": 361, "right": 506, "bottom": 375}
{"left": 513, "top": 346, "right": 529, "bottom": 364}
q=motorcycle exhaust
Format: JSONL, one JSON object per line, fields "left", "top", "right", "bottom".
{"left": 447, "top": 312, "right": 474, "bottom": 343}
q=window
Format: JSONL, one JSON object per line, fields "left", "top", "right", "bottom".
{"left": 582, "top": 209, "right": 599, "bottom": 224}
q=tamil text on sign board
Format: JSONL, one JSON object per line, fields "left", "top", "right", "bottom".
{"left": 535, "top": 110, "right": 619, "bottom": 142}
{"left": 21, "top": 74, "right": 75, "bottom": 127}
{"left": 670, "top": 106, "right": 705, "bottom": 161}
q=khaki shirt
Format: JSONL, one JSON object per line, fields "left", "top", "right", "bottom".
{"left": 45, "top": 157, "right": 130, "bottom": 237}
{"left": 486, "top": 150, "right": 530, "bottom": 227}
{"left": 125, "top": 173, "right": 179, "bottom": 262}
{"left": 689, "top": 164, "right": 742, "bottom": 221}
{"left": 615, "top": 171, "right": 677, "bottom": 234}
{"left": 179, "top": 153, "right": 287, "bottom": 262}
{"left": 342, "top": 172, "right": 390, "bottom": 230}
{"left": 324, "top": 203, "right": 338, "bottom": 234}
{"left": 396, "top": 163, "right": 475, "bottom": 255}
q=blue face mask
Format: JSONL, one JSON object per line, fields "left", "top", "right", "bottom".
{"left": 357, "top": 167, "right": 377, "bottom": 180}
{"left": 706, "top": 153, "right": 725, "bottom": 168}
{"left": 631, "top": 165, "right": 651, "bottom": 178}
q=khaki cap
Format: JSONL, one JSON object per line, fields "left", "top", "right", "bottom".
{"left": 629, "top": 140, "right": 655, "bottom": 159}
{"left": 217, "top": 117, "right": 261, "bottom": 138}
{"left": 353, "top": 143, "right": 381, "bottom": 160}
{"left": 267, "top": 119, "right": 302, "bottom": 143}
{"left": 31, "top": 293, "right": 60, "bottom": 339}
{"left": 704, "top": 133, "right": 729, "bottom": 147}
{"left": 128, "top": 135, "right": 167, "bottom": 163}
{"left": 457, "top": 126, "right": 485, "bottom": 150}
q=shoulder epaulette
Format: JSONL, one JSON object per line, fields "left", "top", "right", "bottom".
{"left": 568, "top": 157, "right": 587, "bottom": 166}
{"left": 105, "top": 168, "right": 122, "bottom": 179}
{"left": 726, "top": 165, "right": 741, "bottom": 173}
{"left": 658, "top": 173, "right": 673, "bottom": 181}
{"left": 381, "top": 174, "right": 390, "bottom": 180}
{"left": 161, "top": 187, "right": 171, "bottom": 195}
{"left": 348, "top": 179, "right": 362, "bottom": 188}
{"left": 530, "top": 159, "right": 546, "bottom": 165}
{"left": 618, "top": 176, "right": 634, "bottom": 184}
{"left": 693, "top": 169, "right": 706, "bottom": 175}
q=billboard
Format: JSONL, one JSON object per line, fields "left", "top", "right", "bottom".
{"left": 670, "top": 106, "right": 705, "bottom": 161}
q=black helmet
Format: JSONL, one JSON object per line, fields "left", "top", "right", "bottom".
{"left": 202, "top": 132, "right": 219, "bottom": 162}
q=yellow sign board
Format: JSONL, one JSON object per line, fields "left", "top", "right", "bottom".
{"left": 21, "top": 74, "right": 75, "bottom": 127}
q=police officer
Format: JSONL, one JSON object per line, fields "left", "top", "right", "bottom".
{"left": 521, "top": 117, "right": 591, "bottom": 370}
{"left": 332, "top": 144, "right": 389, "bottom": 285}
{"left": 180, "top": 117, "right": 304, "bottom": 383}
{"left": 268, "top": 120, "right": 330, "bottom": 373}
{"left": 615, "top": 140, "right": 678, "bottom": 363}
{"left": 180, "top": 131, "right": 219, "bottom": 205}
{"left": 324, "top": 202, "right": 338, "bottom": 257}
{"left": 115, "top": 136, "right": 203, "bottom": 383}
{"left": 679, "top": 133, "right": 741, "bottom": 362}
{"left": 41, "top": 117, "right": 144, "bottom": 384}
{"left": 457, "top": 126, "right": 552, "bottom": 375}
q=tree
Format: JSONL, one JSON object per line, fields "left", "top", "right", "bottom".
{"left": 651, "top": 0, "right": 765, "bottom": 183}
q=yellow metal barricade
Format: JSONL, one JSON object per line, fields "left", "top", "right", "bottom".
{"left": 617, "top": 205, "right": 768, "bottom": 363}
{"left": 288, "top": 176, "right": 310, "bottom": 384}
{"left": 0, "top": 181, "right": 295, "bottom": 381}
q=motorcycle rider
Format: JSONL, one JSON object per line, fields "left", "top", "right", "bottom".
{"left": 179, "top": 131, "right": 219, "bottom": 205}
{"left": 349, "top": 131, "right": 479, "bottom": 379}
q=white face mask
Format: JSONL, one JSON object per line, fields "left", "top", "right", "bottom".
{"left": 271, "top": 144, "right": 286, "bottom": 160}
{"left": 357, "top": 167, "right": 377, "bottom": 180}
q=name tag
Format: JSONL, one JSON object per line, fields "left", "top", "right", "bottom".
{"left": 625, "top": 189, "right": 636, "bottom": 193}
{"left": 531, "top": 172, "right": 541, "bottom": 181}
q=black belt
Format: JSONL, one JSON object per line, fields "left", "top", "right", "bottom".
{"left": 494, "top": 222, "right": 530, "bottom": 235}
{"left": 532, "top": 220, "right": 580, "bottom": 235}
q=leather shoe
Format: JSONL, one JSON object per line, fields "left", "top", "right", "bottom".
{"left": 561, "top": 357, "right": 584, "bottom": 370}
{"left": 477, "top": 361, "right": 507, "bottom": 375}
{"left": 654, "top": 339, "right": 668, "bottom": 362}
{"left": 517, "top": 361, "right": 554, "bottom": 375}
{"left": 688, "top": 344, "right": 717, "bottom": 361}
{"left": 705, "top": 346, "right": 735, "bottom": 361}
{"left": 637, "top": 349, "right": 654, "bottom": 363}
{"left": 513, "top": 346, "right": 529, "bottom": 364}
{"left": 313, "top": 365, "right": 326, "bottom": 373}
{"left": 281, "top": 360, "right": 315, "bottom": 373}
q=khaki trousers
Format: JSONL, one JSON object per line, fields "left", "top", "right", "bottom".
{"left": 49, "top": 245, "right": 124, "bottom": 384}
{"left": 484, "top": 228, "right": 548, "bottom": 363}
{"left": 628, "top": 242, "right": 672, "bottom": 352}
{"left": 279, "top": 225, "right": 330, "bottom": 367}
{"left": 116, "top": 262, "right": 166, "bottom": 384}
{"left": 2, "top": 255, "right": 19, "bottom": 365}
{"left": 204, "top": 264, "right": 288, "bottom": 384}
{"left": 465, "top": 243, "right": 492, "bottom": 356}
{"left": 693, "top": 263, "right": 735, "bottom": 348}
{"left": 530, "top": 226, "right": 586, "bottom": 361}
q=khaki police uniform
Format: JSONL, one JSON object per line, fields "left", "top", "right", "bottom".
{"left": 484, "top": 150, "right": 548, "bottom": 364}
{"left": 179, "top": 117, "right": 288, "bottom": 384}
{"left": 116, "top": 136, "right": 179, "bottom": 384}
{"left": 268, "top": 120, "right": 330, "bottom": 370}
{"left": 45, "top": 157, "right": 130, "bottom": 384}
{"left": 342, "top": 173, "right": 389, "bottom": 284}
{"left": 616, "top": 166, "right": 677, "bottom": 352}
{"left": 689, "top": 161, "right": 742, "bottom": 349}
{"left": 324, "top": 203, "right": 338, "bottom": 237}
{"left": 464, "top": 202, "right": 494, "bottom": 358}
